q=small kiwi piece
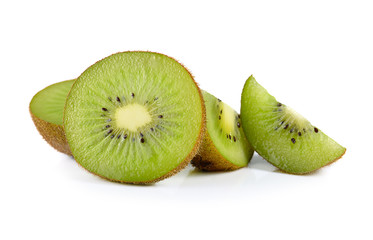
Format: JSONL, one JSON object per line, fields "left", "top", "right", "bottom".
{"left": 64, "top": 51, "right": 205, "bottom": 184}
{"left": 192, "top": 91, "right": 254, "bottom": 171}
{"left": 240, "top": 75, "right": 346, "bottom": 174}
{"left": 30, "top": 80, "right": 75, "bottom": 155}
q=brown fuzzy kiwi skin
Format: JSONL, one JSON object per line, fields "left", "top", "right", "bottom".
{"left": 30, "top": 109, "right": 72, "bottom": 156}
{"left": 64, "top": 51, "right": 206, "bottom": 184}
{"left": 191, "top": 129, "right": 242, "bottom": 171}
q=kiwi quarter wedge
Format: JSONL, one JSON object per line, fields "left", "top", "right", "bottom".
{"left": 192, "top": 91, "right": 254, "bottom": 171}
{"left": 241, "top": 75, "right": 346, "bottom": 174}
{"left": 30, "top": 80, "right": 75, "bottom": 155}
{"left": 64, "top": 52, "right": 205, "bottom": 184}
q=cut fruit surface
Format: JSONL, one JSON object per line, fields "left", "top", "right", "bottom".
{"left": 64, "top": 52, "right": 205, "bottom": 184}
{"left": 30, "top": 80, "right": 74, "bottom": 125}
{"left": 192, "top": 91, "right": 253, "bottom": 171}
{"left": 30, "top": 80, "right": 75, "bottom": 155}
{"left": 240, "top": 76, "right": 346, "bottom": 174}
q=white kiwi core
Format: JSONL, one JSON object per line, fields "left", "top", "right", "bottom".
{"left": 282, "top": 106, "right": 311, "bottom": 130}
{"left": 114, "top": 103, "right": 151, "bottom": 132}
{"left": 219, "top": 102, "right": 236, "bottom": 134}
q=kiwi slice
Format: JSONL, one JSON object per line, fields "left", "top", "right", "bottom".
{"left": 241, "top": 75, "right": 346, "bottom": 174}
{"left": 64, "top": 52, "right": 205, "bottom": 184}
{"left": 192, "top": 91, "right": 254, "bottom": 171}
{"left": 30, "top": 80, "right": 75, "bottom": 155}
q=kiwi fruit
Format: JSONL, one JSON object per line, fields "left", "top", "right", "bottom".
{"left": 30, "top": 80, "right": 75, "bottom": 155}
{"left": 240, "top": 75, "right": 346, "bottom": 174}
{"left": 63, "top": 51, "right": 205, "bottom": 184}
{"left": 192, "top": 91, "right": 254, "bottom": 171}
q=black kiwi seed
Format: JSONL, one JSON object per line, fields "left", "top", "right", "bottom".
{"left": 110, "top": 135, "right": 115, "bottom": 139}
{"left": 123, "top": 134, "right": 127, "bottom": 139}
{"left": 150, "top": 127, "right": 154, "bottom": 131}
{"left": 219, "top": 116, "right": 221, "bottom": 120}
{"left": 117, "top": 135, "right": 121, "bottom": 139}
{"left": 290, "top": 128, "right": 294, "bottom": 133}
{"left": 102, "top": 107, "right": 108, "bottom": 111}
{"left": 140, "top": 132, "right": 144, "bottom": 137}
{"left": 277, "top": 102, "right": 282, "bottom": 107}
{"left": 141, "top": 138, "right": 145, "bottom": 143}
{"left": 233, "top": 136, "right": 236, "bottom": 142}
{"left": 131, "top": 93, "right": 135, "bottom": 98}
{"left": 280, "top": 121, "right": 284, "bottom": 125}
{"left": 298, "top": 132, "right": 302, "bottom": 136}
{"left": 237, "top": 122, "right": 240, "bottom": 128}
{"left": 218, "top": 99, "right": 222, "bottom": 102}
{"left": 291, "top": 138, "right": 296, "bottom": 144}
{"left": 105, "top": 125, "right": 111, "bottom": 128}
{"left": 107, "top": 129, "right": 113, "bottom": 134}
{"left": 226, "top": 134, "right": 229, "bottom": 139}
{"left": 220, "top": 110, "right": 222, "bottom": 114}
{"left": 284, "top": 124, "right": 289, "bottom": 129}
{"left": 238, "top": 114, "right": 240, "bottom": 118}
{"left": 154, "top": 97, "right": 158, "bottom": 101}
{"left": 229, "top": 135, "right": 232, "bottom": 140}
{"left": 116, "top": 96, "right": 121, "bottom": 102}
{"left": 158, "top": 115, "right": 163, "bottom": 118}
{"left": 314, "top": 127, "right": 319, "bottom": 133}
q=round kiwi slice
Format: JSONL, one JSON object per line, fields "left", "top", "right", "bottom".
{"left": 241, "top": 75, "right": 346, "bottom": 174}
{"left": 64, "top": 52, "right": 205, "bottom": 184}
{"left": 30, "top": 80, "right": 75, "bottom": 155}
{"left": 192, "top": 91, "right": 254, "bottom": 171}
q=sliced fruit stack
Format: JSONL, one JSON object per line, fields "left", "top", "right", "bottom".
{"left": 30, "top": 51, "right": 346, "bottom": 185}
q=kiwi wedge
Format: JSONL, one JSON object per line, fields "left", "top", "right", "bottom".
{"left": 241, "top": 75, "right": 346, "bottom": 174}
{"left": 30, "top": 80, "right": 75, "bottom": 155}
{"left": 64, "top": 52, "right": 205, "bottom": 184}
{"left": 192, "top": 91, "right": 254, "bottom": 171}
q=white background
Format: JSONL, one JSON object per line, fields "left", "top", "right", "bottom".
{"left": 1, "top": 1, "right": 372, "bottom": 239}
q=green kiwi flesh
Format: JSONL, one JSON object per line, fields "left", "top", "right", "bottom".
{"left": 192, "top": 91, "right": 254, "bottom": 171}
{"left": 30, "top": 80, "right": 75, "bottom": 155}
{"left": 240, "top": 75, "right": 346, "bottom": 174}
{"left": 64, "top": 52, "right": 205, "bottom": 184}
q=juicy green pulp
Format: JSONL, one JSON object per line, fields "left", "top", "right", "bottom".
{"left": 64, "top": 52, "right": 203, "bottom": 183}
{"left": 203, "top": 91, "right": 253, "bottom": 167}
{"left": 30, "top": 80, "right": 75, "bottom": 125}
{"left": 241, "top": 76, "right": 346, "bottom": 174}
